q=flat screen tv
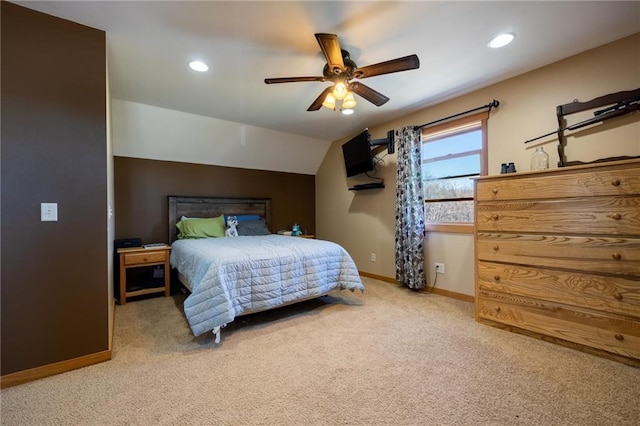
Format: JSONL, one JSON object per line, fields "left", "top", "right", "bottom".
{"left": 342, "top": 129, "right": 374, "bottom": 177}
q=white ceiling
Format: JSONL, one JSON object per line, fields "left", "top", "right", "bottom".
{"left": 16, "top": 1, "right": 640, "bottom": 142}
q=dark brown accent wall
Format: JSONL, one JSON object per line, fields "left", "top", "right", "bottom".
{"left": 114, "top": 157, "right": 316, "bottom": 243}
{"left": 1, "top": 2, "right": 108, "bottom": 375}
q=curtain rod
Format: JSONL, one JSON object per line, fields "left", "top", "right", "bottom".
{"left": 413, "top": 99, "right": 500, "bottom": 131}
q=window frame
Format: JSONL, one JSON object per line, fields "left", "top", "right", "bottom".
{"left": 421, "top": 111, "right": 488, "bottom": 234}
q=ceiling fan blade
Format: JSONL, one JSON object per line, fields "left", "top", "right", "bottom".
{"left": 349, "top": 82, "right": 390, "bottom": 106}
{"left": 264, "top": 76, "right": 325, "bottom": 84}
{"left": 353, "top": 54, "right": 420, "bottom": 79}
{"left": 307, "top": 86, "right": 334, "bottom": 111}
{"left": 315, "top": 33, "right": 345, "bottom": 74}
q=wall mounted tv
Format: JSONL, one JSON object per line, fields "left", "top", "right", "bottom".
{"left": 342, "top": 129, "right": 374, "bottom": 177}
{"left": 341, "top": 128, "right": 395, "bottom": 177}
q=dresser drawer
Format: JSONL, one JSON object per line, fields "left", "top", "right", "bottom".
{"left": 476, "top": 196, "right": 640, "bottom": 235}
{"left": 477, "top": 290, "right": 640, "bottom": 360}
{"left": 477, "top": 261, "right": 640, "bottom": 317}
{"left": 476, "top": 233, "right": 640, "bottom": 276}
{"left": 123, "top": 251, "right": 167, "bottom": 266}
{"left": 476, "top": 163, "right": 640, "bottom": 201}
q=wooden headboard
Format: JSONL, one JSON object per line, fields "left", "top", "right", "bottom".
{"left": 168, "top": 196, "right": 272, "bottom": 243}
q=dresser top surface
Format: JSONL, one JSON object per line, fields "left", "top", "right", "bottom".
{"left": 475, "top": 158, "right": 640, "bottom": 182}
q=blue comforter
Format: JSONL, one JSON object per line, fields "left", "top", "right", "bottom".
{"left": 170, "top": 235, "right": 364, "bottom": 337}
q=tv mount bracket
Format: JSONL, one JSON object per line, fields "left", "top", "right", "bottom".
{"left": 369, "top": 129, "right": 395, "bottom": 154}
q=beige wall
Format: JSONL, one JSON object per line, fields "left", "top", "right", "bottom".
{"left": 317, "top": 33, "right": 640, "bottom": 296}
{"left": 111, "top": 99, "right": 331, "bottom": 175}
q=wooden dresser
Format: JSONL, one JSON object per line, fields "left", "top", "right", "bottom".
{"left": 474, "top": 159, "right": 640, "bottom": 366}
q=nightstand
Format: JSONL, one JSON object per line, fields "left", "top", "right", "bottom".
{"left": 117, "top": 245, "right": 171, "bottom": 305}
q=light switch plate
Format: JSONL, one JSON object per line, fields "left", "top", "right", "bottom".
{"left": 41, "top": 203, "right": 58, "bottom": 221}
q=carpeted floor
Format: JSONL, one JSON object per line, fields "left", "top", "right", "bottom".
{"left": 1, "top": 277, "right": 639, "bottom": 425}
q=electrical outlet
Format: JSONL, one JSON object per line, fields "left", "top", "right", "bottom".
{"left": 435, "top": 263, "right": 445, "bottom": 274}
{"left": 370, "top": 253, "right": 376, "bottom": 262}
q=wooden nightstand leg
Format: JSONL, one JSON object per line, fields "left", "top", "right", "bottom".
{"left": 119, "top": 253, "right": 127, "bottom": 305}
{"left": 164, "top": 258, "right": 170, "bottom": 297}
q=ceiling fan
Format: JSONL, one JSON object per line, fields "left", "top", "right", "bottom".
{"left": 264, "top": 33, "right": 420, "bottom": 112}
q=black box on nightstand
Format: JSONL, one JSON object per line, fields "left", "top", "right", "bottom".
{"left": 115, "top": 237, "right": 142, "bottom": 249}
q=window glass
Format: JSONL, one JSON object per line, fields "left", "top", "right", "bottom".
{"left": 421, "top": 112, "right": 487, "bottom": 227}
{"left": 423, "top": 129, "right": 482, "bottom": 160}
{"left": 424, "top": 176, "right": 475, "bottom": 200}
{"left": 424, "top": 200, "right": 474, "bottom": 222}
{"left": 423, "top": 154, "right": 481, "bottom": 180}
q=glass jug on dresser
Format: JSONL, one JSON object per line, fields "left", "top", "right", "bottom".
{"left": 530, "top": 146, "right": 549, "bottom": 171}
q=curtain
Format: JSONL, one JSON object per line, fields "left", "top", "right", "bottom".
{"left": 395, "top": 126, "right": 425, "bottom": 290}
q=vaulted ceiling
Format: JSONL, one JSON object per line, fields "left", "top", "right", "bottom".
{"left": 17, "top": 1, "right": 640, "bottom": 142}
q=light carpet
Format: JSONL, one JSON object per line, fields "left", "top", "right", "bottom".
{"left": 1, "top": 277, "right": 639, "bottom": 425}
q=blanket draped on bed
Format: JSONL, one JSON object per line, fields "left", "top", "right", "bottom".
{"left": 170, "top": 235, "right": 364, "bottom": 337}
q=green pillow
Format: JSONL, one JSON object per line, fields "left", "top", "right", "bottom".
{"left": 176, "top": 215, "right": 226, "bottom": 239}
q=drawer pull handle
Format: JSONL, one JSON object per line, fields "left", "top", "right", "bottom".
{"left": 611, "top": 179, "right": 621, "bottom": 186}
{"left": 493, "top": 245, "right": 499, "bottom": 251}
{"left": 494, "top": 275, "right": 500, "bottom": 281}
{"left": 492, "top": 188, "right": 498, "bottom": 194}
{"left": 613, "top": 293, "right": 623, "bottom": 300}
{"left": 612, "top": 253, "right": 622, "bottom": 260}
{"left": 495, "top": 306, "right": 501, "bottom": 313}
{"left": 492, "top": 214, "right": 499, "bottom": 221}
{"left": 614, "top": 334, "right": 624, "bottom": 341}
{"left": 610, "top": 213, "right": 621, "bottom": 220}
{"left": 142, "top": 257, "right": 148, "bottom": 262}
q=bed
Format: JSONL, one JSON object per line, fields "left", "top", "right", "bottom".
{"left": 168, "top": 196, "right": 364, "bottom": 342}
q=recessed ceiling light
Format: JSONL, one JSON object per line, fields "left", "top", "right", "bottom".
{"left": 341, "top": 109, "right": 354, "bottom": 115}
{"left": 488, "top": 33, "right": 515, "bottom": 49}
{"left": 189, "top": 60, "right": 209, "bottom": 72}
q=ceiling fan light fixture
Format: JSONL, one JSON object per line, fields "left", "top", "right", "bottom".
{"left": 322, "top": 93, "right": 336, "bottom": 110}
{"left": 332, "top": 82, "right": 349, "bottom": 100}
{"left": 488, "top": 33, "right": 515, "bottom": 49}
{"left": 264, "top": 33, "right": 420, "bottom": 112}
{"left": 188, "top": 60, "right": 209, "bottom": 72}
{"left": 341, "top": 92, "right": 357, "bottom": 109}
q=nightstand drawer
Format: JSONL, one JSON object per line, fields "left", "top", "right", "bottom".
{"left": 123, "top": 251, "right": 167, "bottom": 266}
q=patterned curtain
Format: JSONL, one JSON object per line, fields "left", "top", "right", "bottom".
{"left": 395, "top": 126, "right": 426, "bottom": 290}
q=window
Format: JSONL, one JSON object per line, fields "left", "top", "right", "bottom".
{"left": 421, "top": 111, "right": 488, "bottom": 232}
